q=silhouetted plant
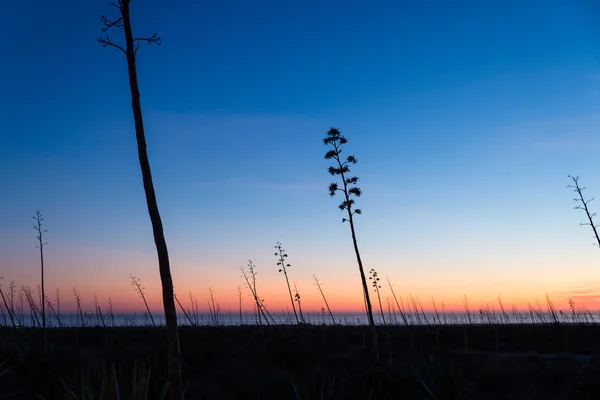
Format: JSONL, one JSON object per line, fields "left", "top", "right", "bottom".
{"left": 18, "top": 290, "right": 24, "bottom": 326}
{"left": 431, "top": 296, "right": 441, "bottom": 325}
{"left": 241, "top": 260, "right": 270, "bottom": 325}
{"left": 207, "top": 287, "right": 221, "bottom": 326}
{"left": 386, "top": 297, "right": 393, "bottom": 324}
{"left": 369, "top": 269, "right": 385, "bottom": 326}
{"left": 173, "top": 291, "right": 195, "bottom": 327}
{"left": 237, "top": 286, "right": 243, "bottom": 325}
{"left": 546, "top": 294, "right": 559, "bottom": 325}
{"left": 293, "top": 282, "right": 305, "bottom": 324}
{"left": 59, "top": 361, "right": 169, "bottom": 400}
{"left": 73, "top": 287, "right": 85, "bottom": 328}
{"left": 313, "top": 275, "right": 336, "bottom": 325}
{"left": 33, "top": 211, "right": 48, "bottom": 354}
{"left": 441, "top": 302, "right": 447, "bottom": 325}
{"left": 44, "top": 293, "right": 61, "bottom": 327}
{"left": 108, "top": 297, "right": 115, "bottom": 326}
{"left": 463, "top": 296, "right": 472, "bottom": 325}
{"left": 386, "top": 276, "right": 409, "bottom": 325}
{"left": 22, "top": 286, "right": 40, "bottom": 327}
{"left": 416, "top": 298, "right": 430, "bottom": 325}
{"left": 99, "top": 1, "right": 182, "bottom": 397}
{"left": 0, "top": 278, "right": 15, "bottom": 328}
{"left": 409, "top": 295, "right": 423, "bottom": 325}
{"left": 568, "top": 175, "right": 600, "bottom": 248}
{"left": 413, "top": 357, "right": 475, "bottom": 400}
{"left": 275, "top": 242, "right": 300, "bottom": 324}
{"left": 323, "top": 127, "right": 379, "bottom": 366}
{"left": 93, "top": 293, "right": 100, "bottom": 326}
{"left": 8, "top": 281, "right": 17, "bottom": 326}
{"left": 130, "top": 274, "right": 155, "bottom": 326}
{"left": 568, "top": 298, "right": 577, "bottom": 323}
{"left": 188, "top": 292, "right": 199, "bottom": 326}
{"left": 55, "top": 288, "right": 61, "bottom": 327}
{"left": 498, "top": 296, "right": 510, "bottom": 324}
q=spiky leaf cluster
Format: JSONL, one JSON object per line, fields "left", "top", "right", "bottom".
{"left": 323, "top": 128, "right": 362, "bottom": 222}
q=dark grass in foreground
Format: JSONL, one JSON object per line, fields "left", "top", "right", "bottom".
{"left": 2, "top": 324, "right": 600, "bottom": 399}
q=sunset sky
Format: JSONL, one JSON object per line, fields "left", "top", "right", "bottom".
{"left": 2, "top": 1, "right": 600, "bottom": 314}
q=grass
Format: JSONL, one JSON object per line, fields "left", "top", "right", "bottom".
{"left": 2, "top": 323, "right": 600, "bottom": 399}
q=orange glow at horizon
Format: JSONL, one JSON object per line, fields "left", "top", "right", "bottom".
{"left": 3, "top": 235, "right": 600, "bottom": 317}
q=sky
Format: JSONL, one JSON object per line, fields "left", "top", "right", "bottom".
{"left": 2, "top": 0, "right": 600, "bottom": 315}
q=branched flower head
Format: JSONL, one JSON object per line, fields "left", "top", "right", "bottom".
{"left": 274, "top": 242, "right": 291, "bottom": 273}
{"left": 323, "top": 127, "right": 363, "bottom": 222}
{"left": 568, "top": 175, "right": 600, "bottom": 248}
{"left": 369, "top": 269, "right": 381, "bottom": 290}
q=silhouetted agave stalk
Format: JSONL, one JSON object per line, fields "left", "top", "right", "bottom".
{"left": 463, "top": 296, "right": 472, "bottom": 325}
{"left": 33, "top": 210, "right": 48, "bottom": 354}
{"left": 45, "top": 294, "right": 62, "bottom": 327}
{"left": 410, "top": 295, "right": 423, "bottom": 325}
{"left": 0, "top": 278, "right": 15, "bottom": 328}
{"left": 313, "top": 275, "right": 336, "bottom": 325}
{"left": 275, "top": 242, "right": 299, "bottom": 324}
{"left": 99, "top": 1, "right": 182, "bottom": 396}
{"left": 130, "top": 274, "right": 155, "bottom": 326}
{"left": 498, "top": 296, "right": 510, "bottom": 324}
{"left": 386, "top": 276, "right": 409, "bottom": 325}
{"left": 431, "top": 296, "right": 441, "bottom": 325}
{"left": 293, "top": 282, "right": 305, "bottom": 324}
{"left": 18, "top": 290, "right": 24, "bottom": 325}
{"left": 188, "top": 292, "right": 199, "bottom": 326}
{"left": 55, "top": 288, "right": 61, "bottom": 326}
{"left": 173, "top": 291, "right": 194, "bottom": 327}
{"left": 237, "top": 286, "right": 243, "bottom": 325}
{"left": 568, "top": 298, "right": 578, "bottom": 323}
{"left": 108, "top": 297, "right": 115, "bottom": 327}
{"left": 207, "top": 287, "right": 221, "bottom": 326}
{"left": 22, "top": 286, "right": 41, "bottom": 327}
{"left": 546, "top": 294, "right": 559, "bottom": 325}
{"left": 369, "top": 269, "right": 385, "bottom": 326}
{"left": 323, "top": 127, "right": 379, "bottom": 366}
{"left": 568, "top": 175, "right": 600, "bottom": 248}
{"left": 258, "top": 298, "right": 277, "bottom": 325}
{"left": 416, "top": 298, "right": 430, "bottom": 325}
{"left": 241, "top": 260, "right": 268, "bottom": 325}
{"left": 8, "top": 281, "right": 17, "bottom": 325}
{"left": 73, "top": 287, "right": 85, "bottom": 327}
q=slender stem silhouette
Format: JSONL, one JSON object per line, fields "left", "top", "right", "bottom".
{"left": 0, "top": 278, "right": 15, "bottom": 328}
{"left": 323, "top": 127, "right": 379, "bottom": 367}
{"left": 33, "top": 211, "right": 47, "bottom": 355}
{"left": 313, "top": 275, "right": 336, "bottom": 325}
{"left": 568, "top": 175, "right": 600, "bottom": 248}
{"left": 369, "top": 268, "right": 386, "bottom": 326}
{"left": 99, "top": 2, "right": 182, "bottom": 398}
{"left": 275, "top": 242, "right": 299, "bottom": 324}
{"left": 129, "top": 274, "right": 155, "bottom": 326}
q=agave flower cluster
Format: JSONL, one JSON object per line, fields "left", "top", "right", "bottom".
{"left": 324, "top": 128, "right": 362, "bottom": 223}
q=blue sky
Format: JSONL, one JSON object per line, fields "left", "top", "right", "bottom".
{"left": 1, "top": 0, "right": 600, "bottom": 312}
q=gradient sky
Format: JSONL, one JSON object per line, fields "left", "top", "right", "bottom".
{"left": 2, "top": 0, "right": 600, "bottom": 314}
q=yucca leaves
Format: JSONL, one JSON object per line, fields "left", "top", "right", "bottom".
{"left": 59, "top": 361, "right": 168, "bottom": 400}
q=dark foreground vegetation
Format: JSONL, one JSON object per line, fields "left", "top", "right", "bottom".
{"left": 2, "top": 323, "right": 600, "bottom": 399}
